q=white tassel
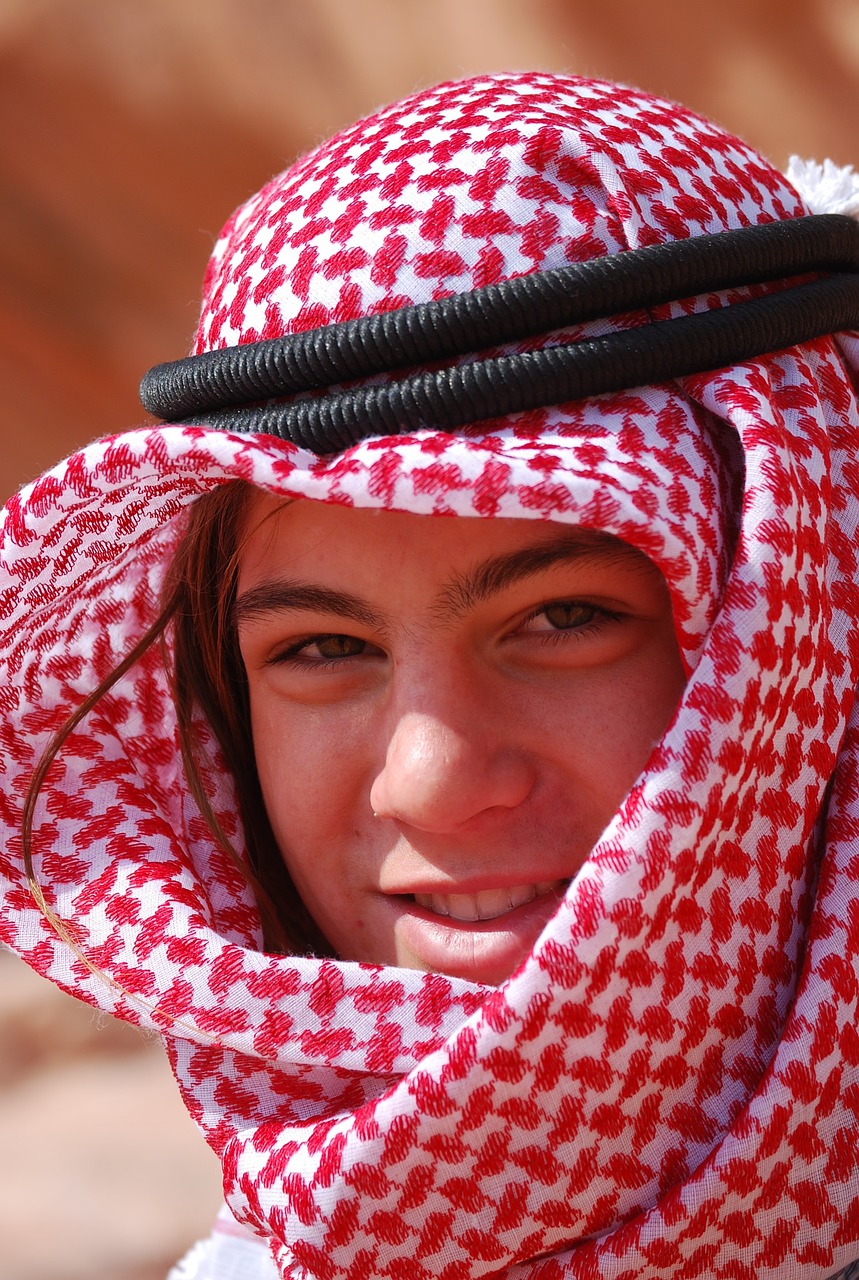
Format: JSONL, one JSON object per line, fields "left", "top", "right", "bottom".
{"left": 785, "top": 155, "right": 859, "bottom": 218}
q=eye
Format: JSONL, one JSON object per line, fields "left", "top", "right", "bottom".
{"left": 541, "top": 602, "right": 602, "bottom": 631}
{"left": 308, "top": 634, "right": 368, "bottom": 660}
{"left": 270, "top": 632, "right": 377, "bottom": 665}
{"left": 523, "top": 600, "right": 620, "bottom": 635}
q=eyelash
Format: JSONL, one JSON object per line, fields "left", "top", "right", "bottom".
{"left": 521, "top": 600, "right": 622, "bottom": 641}
{"left": 269, "top": 633, "right": 376, "bottom": 666}
{"left": 267, "top": 600, "right": 623, "bottom": 668}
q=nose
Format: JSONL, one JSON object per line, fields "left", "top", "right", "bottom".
{"left": 369, "top": 709, "right": 535, "bottom": 832}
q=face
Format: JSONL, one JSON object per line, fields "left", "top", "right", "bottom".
{"left": 236, "top": 497, "right": 686, "bottom": 986}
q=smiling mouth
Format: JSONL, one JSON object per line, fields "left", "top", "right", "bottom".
{"left": 412, "top": 881, "right": 566, "bottom": 922}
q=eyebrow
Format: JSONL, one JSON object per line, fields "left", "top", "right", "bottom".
{"left": 435, "top": 531, "right": 643, "bottom": 619}
{"left": 234, "top": 531, "right": 645, "bottom": 629}
{"left": 235, "top": 583, "right": 385, "bottom": 628}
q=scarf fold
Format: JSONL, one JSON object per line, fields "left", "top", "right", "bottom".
{"left": 1, "top": 73, "right": 858, "bottom": 1279}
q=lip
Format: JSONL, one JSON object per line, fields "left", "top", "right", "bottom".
{"left": 390, "top": 881, "right": 568, "bottom": 986}
{"left": 382, "top": 873, "right": 571, "bottom": 897}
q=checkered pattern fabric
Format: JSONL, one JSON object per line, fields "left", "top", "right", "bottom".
{"left": 1, "top": 73, "right": 858, "bottom": 1278}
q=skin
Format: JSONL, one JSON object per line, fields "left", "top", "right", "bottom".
{"left": 236, "top": 497, "right": 686, "bottom": 986}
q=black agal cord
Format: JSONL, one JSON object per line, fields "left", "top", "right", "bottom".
{"left": 141, "top": 214, "right": 859, "bottom": 454}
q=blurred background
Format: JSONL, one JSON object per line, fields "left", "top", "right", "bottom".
{"left": 1, "top": 1, "right": 857, "bottom": 1277}
{"left": 2, "top": 0, "right": 859, "bottom": 502}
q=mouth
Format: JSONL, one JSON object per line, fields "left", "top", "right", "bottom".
{"left": 393, "top": 878, "right": 569, "bottom": 985}
{"left": 411, "top": 880, "right": 567, "bottom": 922}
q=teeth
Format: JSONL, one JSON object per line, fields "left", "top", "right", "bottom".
{"left": 413, "top": 881, "right": 564, "bottom": 922}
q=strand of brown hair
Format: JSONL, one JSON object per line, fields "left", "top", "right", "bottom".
{"left": 22, "top": 481, "right": 329, "bottom": 996}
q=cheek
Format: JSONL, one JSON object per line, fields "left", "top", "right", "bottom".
{"left": 247, "top": 693, "right": 388, "bottom": 963}
{"left": 248, "top": 691, "right": 373, "bottom": 858}
{"left": 548, "top": 633, "right": 685, "bottom": 812}
{"left": 606, "top": 643, "right": 686, "bottom": 787}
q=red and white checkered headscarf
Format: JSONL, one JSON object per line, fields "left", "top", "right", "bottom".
{"left": 2, "top": 73, "right": 859, "bottom": 1279}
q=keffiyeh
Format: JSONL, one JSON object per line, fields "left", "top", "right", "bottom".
{"left": 1, "top": 73, "right": 858, "bottom": 1279}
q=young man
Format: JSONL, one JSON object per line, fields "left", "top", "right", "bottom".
{"left": 2, "top": 72, "right": 858, "bottom": 1279}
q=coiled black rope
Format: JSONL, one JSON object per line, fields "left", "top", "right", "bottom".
{"left": 140, "top": 214, "right": 859, "bottom": 453}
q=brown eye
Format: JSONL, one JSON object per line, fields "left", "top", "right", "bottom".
{"left": 312, "top": 634, "right": 368, "bottom": 659}
{"left": 542, "top": 603, "right": 599, "bottom": 630}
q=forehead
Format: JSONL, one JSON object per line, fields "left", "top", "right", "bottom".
{"left": 237, "top": 494, "right": 655, "bottom": 592}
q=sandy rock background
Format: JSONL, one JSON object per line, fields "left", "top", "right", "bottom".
{"left": 0, "top": 949, "right": 222, "bottom": 1280}
{"left": 1, "top": 0, "right": 858, "bottom": 500}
